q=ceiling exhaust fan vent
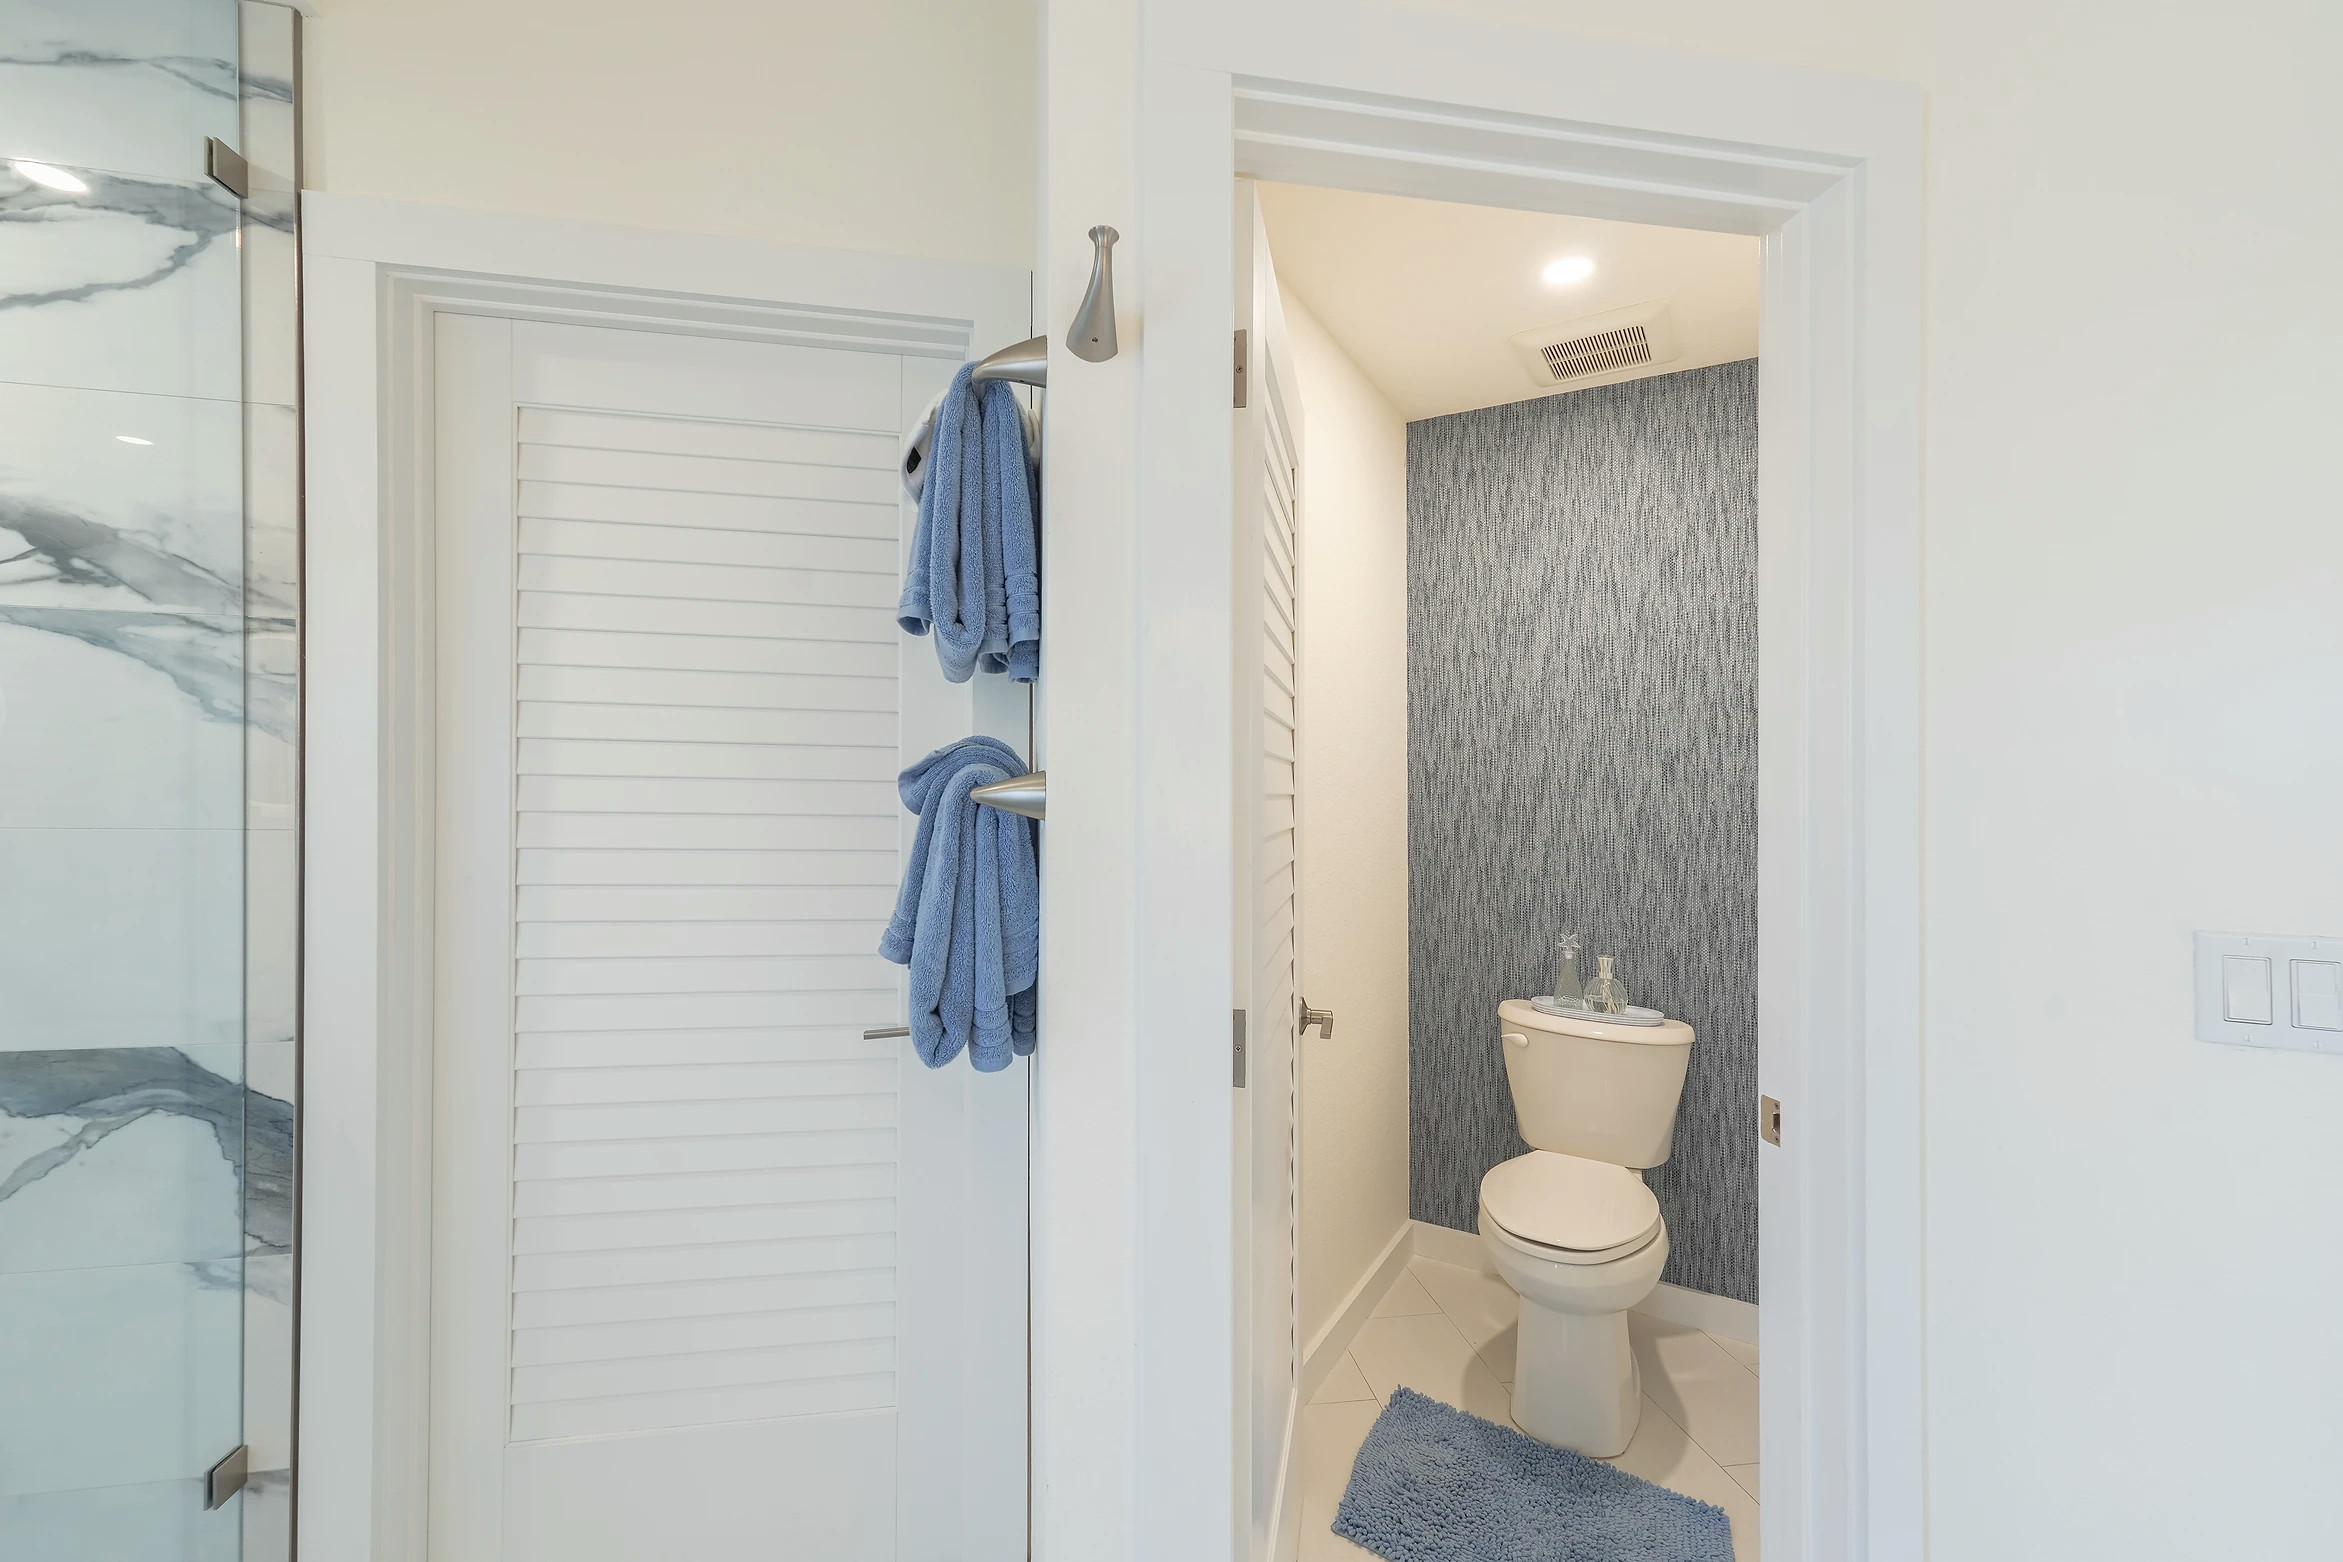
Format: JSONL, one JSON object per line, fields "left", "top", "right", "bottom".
{"left": 1543, "top": 326, "right": 1651, "bottom": 379}
{"left": 1511, "top": 300, "right": 1682, "bottom": 387}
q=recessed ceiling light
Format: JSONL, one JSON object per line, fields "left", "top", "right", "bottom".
{"left": 10, "top": 159, "right": 89, "bottom": 194}
{"left": 115, "top": 434, "right": 153, "bottom": 446}
{"left": 1541, "top": 255, "right": 1596, "bottom": 286}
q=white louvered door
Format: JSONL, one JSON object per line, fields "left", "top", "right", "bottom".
{"left": 1237, "top": 190, "right": 1306, "bottom": 1562}
{"left": 431, "top": 316, "right": 1028, "bottom": 1562}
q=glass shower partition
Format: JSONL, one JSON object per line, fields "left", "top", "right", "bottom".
{"left": 0, "top": 4, "right": 303, "bottom": 1558}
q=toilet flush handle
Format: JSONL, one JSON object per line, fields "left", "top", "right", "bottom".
{"left": 1504, "top": 1032, "right": 1529, "bottom": 1049}
{"left": 1299, "top": 998, "right": 1335, "bottom": 1038}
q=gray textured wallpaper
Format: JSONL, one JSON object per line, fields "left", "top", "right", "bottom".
{"left": 1406, "top": 360, "right": 1759, "bottom": 1303}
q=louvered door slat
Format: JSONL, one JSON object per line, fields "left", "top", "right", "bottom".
{"left": 507, "top": 400, "right": 908, "bottom": 1446}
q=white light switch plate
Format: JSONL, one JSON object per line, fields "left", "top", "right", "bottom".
{"left": 2194, "top": 931, "right": 2343, "bottom": 1055}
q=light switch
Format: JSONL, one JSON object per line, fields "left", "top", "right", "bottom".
{"left": 2196, "top": 932, "right": 2343, "bottom": 1055}
{"left": 2221, "top": 956, "right": 2273, "bottom": 1024}
{"left": 2294, "top": 961, "right": 2343, "bottom": 1032}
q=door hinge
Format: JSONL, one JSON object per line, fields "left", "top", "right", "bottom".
{"left": 205, "top": 1444, "right": 250, "bottom": 1510}
{"left": 1232, "top": 1008, "right": 1248, "bottom": 1087}
{"left": 204, "top": 137, "right": 250, "bottom": 198}
{"left": 1233, "top": 328, "right": 1249, "bottom": 408}
{"left": 1760, "top": 1094, "right": 1782, "bottom": 1147}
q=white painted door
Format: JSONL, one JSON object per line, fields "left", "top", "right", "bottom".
{"left": 429, "top": 315, "right": 1029, "bottom": 1562}
{"left": 1237, "top": 191, "right": 1306, "bottom": 1562}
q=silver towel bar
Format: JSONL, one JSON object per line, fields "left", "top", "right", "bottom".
{"left": 863, "top": 1025, "right": 912, "bottom": 1041}
{"left": 971, "top": 770, "right": 1046, "bottom": 821}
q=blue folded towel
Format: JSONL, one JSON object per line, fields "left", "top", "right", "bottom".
{"left": 898, "top": 364, "right": 1041, "bottom": 683}
{"left": 877, "top": 736, "right": 1039, "bottom": 1071}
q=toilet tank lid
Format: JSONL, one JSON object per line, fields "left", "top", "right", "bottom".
{"left": 1480, "top": 1151, "right": 1661, "bottom": 1254}
{"left": 1500, "top": 998, "right": 1694, "bottom": 1046}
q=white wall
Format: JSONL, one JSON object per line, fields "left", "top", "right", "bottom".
{"left": 1282, "top": 287, "right": 1413, "bottom": 1348}
{"left": 1431, "top": 0, "right": 2340, "bottom": 1555}
{"left": 300, "top": 0, "right": 1037, "bottom": 269}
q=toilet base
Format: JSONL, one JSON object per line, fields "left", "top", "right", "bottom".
{"left": 1508, "top": 1298, "right": 1640, "bottom": 1457}
{"left": 1478, "top": 1207, "right": 1669, "bottom": 1459}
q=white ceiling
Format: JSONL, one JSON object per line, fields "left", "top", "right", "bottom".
{"left": 1255, "top": 182, "right": 1761, "bottom": 423}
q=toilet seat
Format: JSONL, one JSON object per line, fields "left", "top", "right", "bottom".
{"left": 1479, "top": 1151, "right": 1662, "bottom": 1265}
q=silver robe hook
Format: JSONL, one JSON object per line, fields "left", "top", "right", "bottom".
{"left": 1066, "top": 226, "right": 1119, "bottom": 363}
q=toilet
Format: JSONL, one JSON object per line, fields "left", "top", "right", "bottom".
{"left": 1478, "top": 998, "right": 1695, "bottom": 1457}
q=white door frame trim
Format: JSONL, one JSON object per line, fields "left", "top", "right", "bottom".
{"left": 296, "top": 193, "right": 1031, "bottom": 1561}
{"left": 1041, "top": 8, "right": 1923, "bottom": 1561}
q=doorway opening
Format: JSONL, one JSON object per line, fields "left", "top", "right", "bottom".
{"left": 1243, "top": 180, "right": 1763, "bottom": 1560}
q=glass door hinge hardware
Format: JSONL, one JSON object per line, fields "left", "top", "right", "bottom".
{"left": 204, "top": 137, "right": 250, "bottom": 198}
{"left": 204, "top": 1444, "right": 249, "bottom": 1511}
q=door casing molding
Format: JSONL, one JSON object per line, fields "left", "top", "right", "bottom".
{"left": 297, "top": 194, "right": 1030, "bottom": 1561}
{"left": 1037, "top": 6, "right": 1924, "bottom": 1560}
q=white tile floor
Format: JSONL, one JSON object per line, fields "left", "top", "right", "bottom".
{"left": 1299, "top": 1256, "right": 1760, "bottom": 1561}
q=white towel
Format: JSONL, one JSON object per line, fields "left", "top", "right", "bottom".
{"left": 901, "top": 388, "right": 1041, "bottom": 500}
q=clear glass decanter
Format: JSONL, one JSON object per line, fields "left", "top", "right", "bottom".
{"left": 1585, "top": 955, "right": 1631, "bottom": 1015}
{"left": 1551, "top": 933, "right": 1587, "bottom": 1010}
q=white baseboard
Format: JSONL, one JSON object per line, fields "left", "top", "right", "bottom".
{"left": 1637, "top": 1280, "right": 1759, "bottom": 1345}
{"left": 1410, "top": 1220, "right": 1758, "bottom": 1345}
{"left": 1299, "top": 1223, "right": 1414, "bottom": 1404}
{"left": 1408, "top": 1219, "right": 1494, "bottom": 1274}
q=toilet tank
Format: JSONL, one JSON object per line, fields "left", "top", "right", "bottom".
{"left": 1497, "top": 999, "right": 1695, "bottom": 1169}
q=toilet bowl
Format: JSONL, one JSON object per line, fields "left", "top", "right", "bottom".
{"left": 1480, "top": 999, "right": 1695, "bottom": 1457}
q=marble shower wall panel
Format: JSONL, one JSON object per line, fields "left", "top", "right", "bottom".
{"left": 0, "top": 0, "right": 239, "bottom": 183}
{"left": 0, "top": 0, "right": 262, "bottom": 1548}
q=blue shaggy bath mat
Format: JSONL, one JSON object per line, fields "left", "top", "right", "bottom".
{"left": 1332, "top": 1387, "right": 1736, "bottom": 1562}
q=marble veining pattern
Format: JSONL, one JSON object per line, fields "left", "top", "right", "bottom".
{"left": 0, "top": 1040, "right": 292, "bottom": 1517}
{"left": 0, "top": 381, "right": 284, "bottom": 841}
{"left": 0, "top": 0, "right": 240, "bottom": 184}
{"left": 0, "top": 46, "right": 237, "bottom": 105}
{"left": 0, "top": 165, "right": 240, "bottom": 309}
{"left": 0, "top": 1046, "right": 290, "bottom": 1277}
{"left": 0, "top": 163, "right": 246, "bottom": 402}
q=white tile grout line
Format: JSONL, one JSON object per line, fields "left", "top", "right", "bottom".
{"left": 1704, "top": 1328, "right": 1761, "bottom": 1381}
